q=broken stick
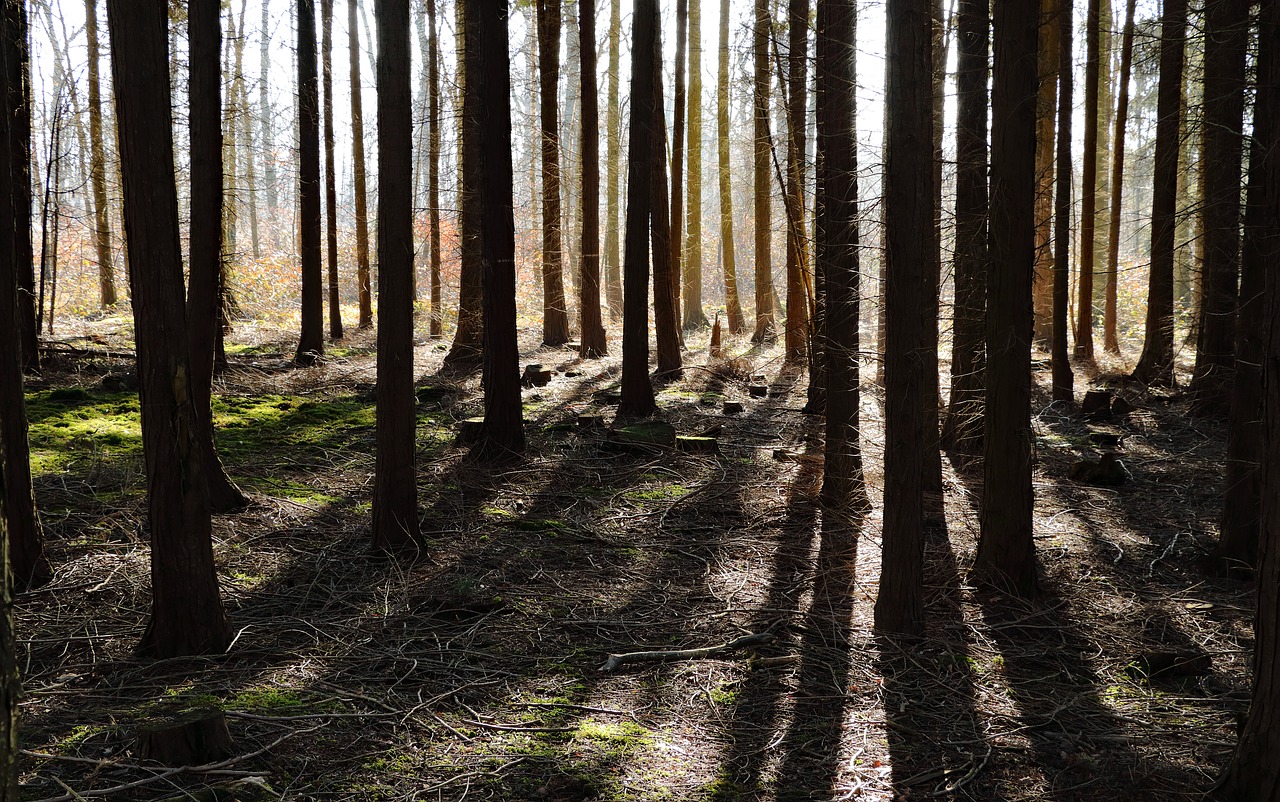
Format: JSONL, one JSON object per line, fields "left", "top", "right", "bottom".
{"left": 599, "top": 632, "right": 775, "bottom": 672}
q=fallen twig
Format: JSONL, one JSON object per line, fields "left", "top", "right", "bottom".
{"left": 599, "top": 632, "right": 775, "bottom": 672}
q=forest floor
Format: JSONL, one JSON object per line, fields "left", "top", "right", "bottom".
{"left": 12, "top": 316, "right": 1250, "bottom": 801}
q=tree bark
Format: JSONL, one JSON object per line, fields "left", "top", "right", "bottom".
{"left": 751, "top": 0, "right": 776, "bottom": 342}
{"left": 1132, "top": 0, "right": 1186, "bottom": 387}
{"left": 783, "top": 0, "right": 810, "bottom": 361}
{"left": 1075, "top": 0, "right": 1101, "bottom": 359}
{"left": 1103, "top": 0, "right": 1136, "bottom": 355}
{"left": 537, "top": 0, "right": 570, "bottom": 346}
{"left": 321, "top": 0, "right": 343, "bottom": 339}
{"left": 427, "top": 0, "right": 442, "bottom": 339}
{"left": 86, "top": 0, "right": 115, "bottom": 309}
{"left": 604, "top": 0, "right": 624, "bottom": 317}
{"left": 579, "top": 0, "right": 606, "bottom": 358}
{"left": 0, "top": 465, "right": 17, "bottom": 800}
{"left": 107, "top": 0, "right": 231, "bottom": 658}
{"left": 975, "top": 0, "right": 1040, "bottom": 599}
{"left": 941, "top": 0, "right": 988, "bottom": 456}
{"left": 259, "top": 0, "right": 277, "bottom": 228}
{"left": 670, "top": 0, "right": 688, "bottom": 334}
{"left": 1031, "top": 0, "right": 1058, "bottom": 344}
{"left": 717, "top": 0, "right": 744, "bottom": 335}
{"left": 683, "top": 0, "right": 708, "bottom": 331}
{"left": 875, "top": 0, "right": 935, "bottom": 636}
{"left": 295, "top": 0, "right": 324, "bottom": 365}
{"left": 653, "top": 46, "right": 683, "bottom": 378}
{"left": 350, "top": 0, "right": 372, "bottom": 329}
{"left": 1052, "top": 0, "right": 1075, "bottom": 403}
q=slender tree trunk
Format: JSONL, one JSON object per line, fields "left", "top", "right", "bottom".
{"left": 619, "top": 0, "right": 659, "bottom": 418}
{"left": 0, "top": 464, "right": 16, "bottom": 799}
{"left": 579, "top": 0, "right": 606, "bottom": 358}
{"left": 817, "top": 0, "right": 867, "bottom": 512}
{"left": 295, "top": 0, "right": 324, "bottom": 365}
{"left": 86, "top": 0, "right": 115, "bottom": 309}
{"left": 922, "top": 0, "right": 944, "bottom": 493}
{"left": 975, "top": 0, "right": 1040, "bottom": 598}
{"left": 470, "top": 0, "right": 525, "bottom": 460}
{"left": 1075, "top": 0, "right": 1101, "bottom": 358}
{"left": 1103, "top": 0, "right": 1136, "bottom": 355}
{"left": 751, "top": 0, "right": 776, "bottom": 342}
{"left": 1031, "top": 0, "right": 1058, "bottom": 343}
{"left": 372, "top": 0, "right": 419, "bottom": 552}
{"left": 1189, "top": 0, "right": 1248, "bottom": 414}
{"left": 427, "top": 0, "right": 442, "bottom": 338}
{"left": 717, "top": 0, "right": 744, "bottom": 334}
{"left": 230, "top": 0, "right": 259, "bottom": 264}
{"left": 604, "top": 0, "right": 623, "bottom": 317}
{"left": 941, "top": 0, "right": 988, "bottom": 456}
{"left": 1132, "top": 0, "right": 1186, "bottom": 387}
{"left": 653, "top": 69, "right": 683, "bottom": 377}
{"left": 322, "top": 0, "right": 343, "bottom": 339}
{"left": 259, "top": 0, "right": 277, "bottom": 231}
{"left": 782, "top": 0, "right": 810, "bottom": 361}
{"left": 188, "top": 0, "right": 247, "bottom": 515}
{"left": 108, "top": 0, "right": 231, "bottom": 658}
{"left": 537, "top": 0, "right": 570, "bottom": 346}
{"left": 684, "top": 0, "right": 708, "bottom": 331}
{"left": 0, "top": 0, "right": 48, "bottom": 590}
{"left": 349, "top": 0, "right": 372, "bottom": 329}
{"left": 1052, "top": 0, "right": 1075, "bottom": 403}
{"left": 670, "top": 0, "right": 688, "bottom": 334}
{"left": 875, "top": 0, "right": 935, "bottom": 636}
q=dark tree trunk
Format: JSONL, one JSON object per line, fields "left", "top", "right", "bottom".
{"left": 295, "top": 0, "right": 324, "bottom": 366}
{"left": 874, "top": 0, "right": 935, "bottom": 636}
{"left": 941, "top": 0, "right": 989, "bottom": 457}
{"left": 717, "top": 0, "right": 743, "bottom": 334}
{"left": 783, "top": 0, "right": 810, "bottom": 362}
{"left": 107, "top": 0, "right": 230, "bottom": 658}
{"left": 751, "top": 0, "right": 776, "bottom": 342}
{"left": 816, "top": 0, "right": 867, "bottom": 512}
{"left": 651, "top": 22, "right": 683, "bottom": 378}
{"left": 579, "top": 0, "right": 606, "bottom": 358}
{"left": 1051, "top": 0, "right": 1075, "bottom": 403}
{"left": 188, "top": 0, "right": 247, "bottom": 515}
{"left": 371, "top": 0, "right": 419, "bottom": 552}
{"left": 537, "top": 0, "right": 570, "bottom": 346}
{"left": 1075, "top": 0, "right": 1101, "bottom": 359}
{"left": 443, "top": 0, "right": 484, "bottom": 369}
{"left": 683, "top": 0, "right": 708, "bottom": 331}
{"left": 4, "top": 0, "right": 34, "bottom": 374}
{"left": 322, "top": 0, "right": 343, "bottom": 340}
{"left": 1031, "top": 0, "right": 1058, "bottom": 345}
{"left": 1132, "top": 0, "right": 1186, "bottom": 387}
{"left": 1189, "top": 0, "right": 1248, "bottom": 414}
{"left": 1103, "top": 0, "right": 1136, "bottom": 355}
{"left": 619, "top": 0, "right": 659, "bottom": 418}
{"left": 975, "top": 0, "right": 1040, "bottom": 599}
{"left": 427, "top": 0, "right": 443, "bottom": 339}
{"left": 469, "top": 0, "right": 524, "bottom": 461}
{"left": 350, "top": 0, "right": 373, "bottom": 329}
{"left": 670, "top": 0, "right": 687, "bottom": 332}
{"left": 0, "top": 469, "right": 16, "bottom": 799}
{"left": 0, "top": 0, "right": 49, "bottom": 589}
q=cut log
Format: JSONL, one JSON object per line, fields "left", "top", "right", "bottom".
{"left": 676, "top": 435, "right": 719, "bottom": 454}
{"left": 136, "top": 710, "right": 233, "bottom": 765}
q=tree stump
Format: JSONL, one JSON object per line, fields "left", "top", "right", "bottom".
{"left": 723, "top": 401, "right": 744, "bottom": 414}
{"left": 136, "top": 709, "right": 233, "bottom": 765}
{"left": 610, "top": 421, "right": 677, "bottom": 452}
{"left": 455, "top": 417, "right": 486, "bottom": 445}
{"left": 1081, "top": 389, "right": 1113, "bottom": 418}
{"left": 576, "top": 414, "right": 606, "bottom": 430}
{"left": 748, "top": 385, "right": 768, "bottom": 398}
{"left": 709, "top": 313, "right": 723, "bottom": 358}
{"left": 677, "top": 435, "right": 719, "bottom": 454}
{"left": 521, "top": 364, "right": 553, "bottom": 387}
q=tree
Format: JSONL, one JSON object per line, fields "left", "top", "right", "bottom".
{"left": 321, "top": 0, "right": 343, "bottom": 340}
{"left": 537, "top": 0, "right": 570, "bottom": 346}
{"left": 941, "top": 0, "right": 989, "bottom": 456}
{"left": 683, "top": 0, "right": 708, "bottom": 331}
{"left": 259, "top": 0, "right": 277, "bottom": 227}
{"left": 86, "top": 0, "right": 115, "bottom": 309}
{"left": 974, "top": 0, "right": 1040, "bottom": 598}
{"left": 875, "top": 0, "right": 935, "bottom": 636}
{"left": 1189, "top": 0, "right": 1248, "bottom": 414}
{"left": 427, "top": 0, "right": 443, "bottom": 339}
{"left": 0, "top": 0, "right": 49, "bottom": 590}
{"left": 350, "top": 0, "right": 373, "bottom": 329}
{"left": 1075, "top": 0, "right": 1102, "bottom": 359}
{"left": 469, "top": 0, "right": 525, "bottom": 461}
{"left": 1052, "top": 0, "right": 1075, "bottom": 403}
{"left": 579, "top": 0, "right": 606, "bottom": 358}
{"left": 783, "top": 0, "right": 810, "bottom": 361}
{"left": 1031, "top": 0, "right": 1058, "bottom": 344}
{"left": 619, "top": 0, "right": 659, "bottom": 418}
{"left": 1103, "top": 0, "right": 1137, "bottom": 355}
{"left": 0, "top": 467, "right": 16, "bottom": 800}
{"left": 604, "top": 0, "right": 623, "bottom": 316}
{"left": 751, "top": 0, "right": 777, "bottom": 342}
{"left": 107, "top": 0, "right": 231, "bottom": 658}
{"left": 188, "top": 0, "right": 248, "bottom": 515}
{"left": 816, "top": 0, "right": 867, "bottom": 512}
{"left": 716, "top": 0, "right": 744, "bottom": 334}
{"left": 670, "top": 0, "right": 687, "bottom": 333}
{"left": 371, "top": 0, "right": 419, "bottom": 552}
{"left": 652, "top": 59, "right": 683, "bottom": 378}
{"left": 1215, "top": 8, "right": 1280, "bottom": 791}
{"left": 4, "top": 0, "right": 33, "bottom": 374}
{"left": 1131, "top": 0, "right": 1187, "bottom": 387}
{"left": 295, "top": 0, "right": 324, "bottom": 366}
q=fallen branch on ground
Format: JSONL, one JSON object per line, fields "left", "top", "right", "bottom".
{"left": 599, "top": 632, "right": 775, "bottom": 672}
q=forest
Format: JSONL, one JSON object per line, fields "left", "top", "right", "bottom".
{"left": 0, "top": 0, "right": 1279, "bottom": 798}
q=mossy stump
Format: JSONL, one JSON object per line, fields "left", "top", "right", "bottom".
{"left": 136, "top": 709, "right": 233, "bottom": 766}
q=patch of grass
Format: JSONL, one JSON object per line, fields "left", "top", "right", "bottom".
{"left": 26, "top": 390, "right": 143, "bottom": 475}
{"left": 574, "top": 719, "right": 653, "bottom": 749}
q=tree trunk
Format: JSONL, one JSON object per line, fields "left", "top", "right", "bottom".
{"left": 619, "top": 0, "right": 659, "bottom": 418}
{"left": 783, "top": 0, "right": 810, "bottom": 361}
{"left": 670, "top": 0, "right": 687, "bottom": 334}
{"left": 0, "top": 468, "right": 16, "bottom": 800}
{"left": 230, "top": 0, "right": 258, "bottom": 264}
{"left": 751, "top": 0, "right": 776, "bottom": 342}
{"left": 941, "top": 0, "right": 988, "bottom": 456}
{"left": 86, "top": 0, "right": 116, "bottom": 309}
{"left": 816, "top": 0, "right": 867, "bottom": 512}
{"left": 188, "top": 0, "right": 247, "bottom": 515}
{"left": 372, "top": 0, "right": 419, "bottom": 552}
{"left": 469, "top": 0, "right": 525, "bottom": 461}
{"left": 653, "top": 47, "right": 683, "bottom": 377}
{"left": 259, "top": 0, "right": 277, "bottom": 231}
{"left": 1075, "top": 0, "right": 1101, "bottom": 359}
{"left": 427, "top": 0, "right": 443, "bottom": 339}
{"left": 604, "top": 0, "right": 623, "bottom": 317}
{"left": 579, "top": 0, "right": 606, "bottom": 358}
{"left": 321, "top": 0, "right": 343, "bottom": 339}
{"left": 683, "top": 0, "right": 708, "bottom": 331}
{"left": 1031, "top": 0, "right": 1058, "bottom": 344}
{"left": 537, "top": 0, "right": 570, "bottom": 346}
{"left": 1189, "top": 0, "right": 1247, "bottom": 414}
{"left": 717, "top": 0, "right": 744, "bottom": 334}
{"left": 975, "top": 0, "right": 1040, "bottom": 599}
{"left": 1131, "top": 0, "right": 1186, "bottom": 387}
{"left": 0, "top": 0, "right": 49, "bottom": 589}
{"left": 922, "top": 0, "right": 944, "bottom": 493}
{"left": 1052, "top": 0, "right": 1075, "bottom": 403}
{"left": 107, "top": 0, "right": 231, "bottom": 658}
{"left": 295, "top": 0, "right": 324, "bottom": 365}
{"left": 347, "top": 0, "right": 372, "bottom": 329}
{"left": 1103, "top": 0, "right": 1137, "bottom": 355}
{"left": 875, "top": 0, "right": 935, "bottom": 636}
